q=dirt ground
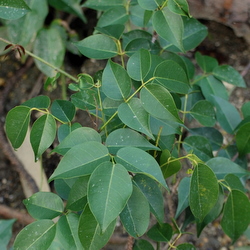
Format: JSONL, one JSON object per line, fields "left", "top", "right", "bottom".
{"left": 1, "top": 16, "right": 250, "bottom": 250}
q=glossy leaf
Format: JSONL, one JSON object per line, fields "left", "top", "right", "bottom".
{"left": 147, "top": 223, "right": 173, "bottom": 242}
{"left": 133, "top": 174, "right": 165, "bottom": 223}
{"left": 168, "top": 0, "right": 191, "bottom": 17}
{"left": 74, "top": 34, "right": 118, "bottom": 59}
{"left": 195, "top": 52, "right": 219, "bottom": 73}
{"left": 49, "top": 142, "right": 110, "bottom": 180}
{"left": 78, "top": 204, "right": 116, "bottom": 250}
{"left": 190, "top": 100, "right": 216, "bottom": 127}
{"left": 34, "top": 27, "right": 65, "bottom": 77}
{"left": 102, "top": 60, "right": 132, "bottom": 100}
{"left": 127, "top": 49, "right": 151, "bottom": 81}
{"left": 154, "top": 60, "right": 189, "bottom": 94}
{"left": 213, "top": 65, "right": 246, "bottom": 87}
{"left": 23, "top": 192, "right": 64, "bottom": 220}
{"left": 133, "top": 239, "right": 154, "bottom": 250}
{"left": 140, "top": 83, "right": 182, "bottom": 123}
{"left": 206, "top": 157, "right": 248, "bottom": 179}
{"left": 21, "top": 95, "right": 50, "bottom": 109}
{"left": 236, "top": 122, "right": 250, "bottom": 156}
{"left": 0, "top": 219, "right": 15, "bottom": 249}
{"left": 189, "top": 163, "right": 219, "bottom": 221}
{"left": 209, "top": 95, "right": 241, "bottom": 134}
{"left": 13, "top": 220, "right": 56, "bottom": 250}
{"left": 106, "top": 128, "right": 159, "bottom": 154}
{"left": 71, "top": 89, "right": 98, "bottom": 110}
{"left": 30, "top": 114, "right": 56, "bottom": 161}
{"left": 120, "top": 185, "right": 150, "bottom": 237}
{"left": 118, "top": 98, "right": 154, "bottom": 139}
{"left": 153, "top": 8, "right": 184, "bottom": 52}
{"left": 175, "top": 177, "right": 190, "bottom": 218}
{"left": 183, "top": 136, "right": 213, "bottom": 162}
{"left": 0, "top": 0, "right": 30, "bottom": 20}
{"left": 116, "top": 146, "right": 168, "bottom": 189}
{"left": 221, "top": 190, "right": 250, "bottom": 243}
{"left": 5, "top": 106, "right": 31, "bottom": 149}
{"left": 88, "top": 162, "right": 133, "bottom": 231}
{"left": 51, "top": 100, "right": 75, "bottom": 123}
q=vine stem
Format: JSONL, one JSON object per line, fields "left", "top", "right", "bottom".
{"left": 0, "top": 37, "right": 78, "bottom": 83}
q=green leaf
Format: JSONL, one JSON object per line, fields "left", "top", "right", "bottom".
{"left": 225, "top": 174, "right": 245, "bottom": 193}
{"left": 34, "top": 27, "right": 65, "bottom": 77}
{"left": 95, "top": 24, "right": 125, "bottom": 39}
{"left": 0, "top": 0, "right": 30, "bottom": 20}
{"left": 116, "top": 146, "right": 168, "bottom": 189}
{"left": 147, "top": 223, "right": 173, "bottom": 242}
{"left": 153, "top": 8, "right": 184, "bottom": 52}
{"left": 137, "top": 0, "right": 162, "bottom": 10}
{"left": 140, "top": 83, "right": 182, "bottom": 123}
{"left": 120, "top": 185, "right": 150, "bottom": 237}
{"left": 71, "top": 89, "right": 98, "bottom": 110}
{"left": 6, "top": 0, "right": 48, "bottom": 46}
{"left": 54, "top": 178, "right": 77, "bottom": 200}
{"left": 97, "top": 6, "right": 128, "bottom": 27}
{"left": 190, "top": 100, "right": 216, "bottom": 127}
{"left": 206, "top": 157, "right": 248, "bottom": 179}
{"left": 30, "top": 114, "right": 56, "bottom": 161}
{"left": 176, "top": 243, "right": 196, "bottom": 250}
{"left": 241, "top": 102, "right": 250, "bottom": 118}
{"left": 118, "top": 98, "right": 154, "bottom": 139}
{"left": 221, "top": 190, "right": 250, "bottom": 243}
{"left": 133, "top": 174, "right": 164, "bottom": 223}
{"left": 102, "top": 97, "right": 123, "bottom": 116}
{"left": 74, "top": 34, "right": 118, "bottom": 59}
{"left": 49, "top": 141, "right": 110, "bottom": 180}
{"left": 0, "top": 219, "right": 15, "bottom": 249}
{"left": 50, "top": 100, "right": 75, "bottom": 123}
{"left": 83, "top": 0, "right": 124, "bottom": 11}
{"left": 78, "top": 204, "right": 116, "bottom": 250}
{"left": 106, "top": 128, "right": 159, "bottom": 154}
{"left": 133, "top": 239, "right": 154, "bottom": 250}
{"left": 236, "top": 122, "right": 250, "bottom": 156}
{"left": 195, "top": 52, "right": 219, "bottom": 73}
{"left": 168, "top": 0, "right": 191, "bottom": 17}
{"left": 127, "top": 49, "right": 151, "bottom": 81}
{"left": 88, "top": 162, "right": 133, "bottom": 231}
{"left": 66, "top": 176, "right": 89, "bottom": 211}
{"left": 213, "top": 65, "right": 246, "bottom": 87}
{"left": 209, "top": 95, "right": 241, "bottom": 134}
{"left": 189, "top": 163, "right": 219, "bottom": 222}
{"left": 13, "top": 220, "right": 56, "bottom": 249}
{"left": 53, "top": 127, "right": 101, "bottom": 155}
{"left": 23, "top": 192, "right": 64, "bottom": 220}
{"left": 5, "top": 106, "right": 31, "bottom": 149}
{"left": 21, "top": 95, "right": 50, "bottom": 109}
{"left": 102, "top": 59, "right": 132, "bottom": 100}
{"left": 175, "top": 177, "right": 190, "bottom": 218}
{"left": 154, "top": 60, "right": 190, "bottom": 94}
{"left": 183, "top": 136, "right": 213, "bottom": 162}
{"left": 57, "top": 123, "right": 81, "bottom": 143}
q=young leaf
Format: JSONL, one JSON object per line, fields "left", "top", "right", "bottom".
{"left": 118, "top": 98, "right": 154, "bottom": 139}
{"left": 88, "top": 162, "right": 133, "bottom": 231}
{"left": 147, "top": 223, "right": 173, "bottom": 242}
{"left": 154, "top": 60, "right": 190, "bottom": 94}
{"left": 21, "top": 95, "right": 50, "bottom": 109}
{"left": 53, "top": 127, "right": 101, "bottom": 155}
{"left": 30, "top": 114, "right": 56, "bottom": 161}
{"left": 153, "top": 8, "right": 184, "bottom": 52}
{"left": 49, "top": 142, "right": 110, "bottom": 180}
{"left": 0, "top": 219, "right": 15, "bottom": 249}
{"left": 120, "top": 185, "right": 150, "bottom": 237}
{"left": 189, "top": 163, "right": 219, "bottom": 222}
{"left": 34, "top": 27, "right": 65, "bottom": 77}
{"left": 74, "top": 34, "right": 118, "bottom": 59}
{"left": 51, "top": 100, "right": 75, "bottom": 123}
{"left": 127, "top": 49, "right": 151, "bottom": 81}
{"left": 190, "top": 100, "right": 216, "bottom": 127}
{"left": 23, "top": 192, "right": 64, "bottom": 220}
{"left": 140, "top": 83, "right": 182, "bottom": 123}
{"left": 213, "top": 65, "right": 246, "bottom": 87}
{"left": 116, "top": 146, "right": 168, "bottom": 189}
{"left": 195, "top": 52, "right": 219, "bottom": 73}
{"left": 102, "top": 60, "right": 132, "bottom": 100}
{"left": 221, "top": 190, "right": 250, "bottom": 243}
{"left": 78, "top": 205, "right": 116, "bottom": 250}
{"left": 106, "top": 128, "right": 159, "bottom": 154}
{"left": 5, "top": 106, "right": 31, "bottom": 149}
{"left": 236, "top": 122, "right": 250, "bottom": 156}
{"left": 13, "top": 220, "right": 56, "bottom": 250}
{"left": 133, "top": 174, "right": 165, "bottom": 223}
{"left": 167, "top": 0, "right": 191, "bottom": 17}
{"left": 183, "top": 136, "right": 213, "bottom": 162}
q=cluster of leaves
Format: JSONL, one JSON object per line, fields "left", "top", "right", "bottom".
{"left": 1, "top": 0, "right": 250, "bottom": 249}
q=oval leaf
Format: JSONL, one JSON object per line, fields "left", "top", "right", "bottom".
{"left": 236, "top": 122, "right": 250, "bottom": 156}
{"left": 51, "top": 100, "right": 75, "bottom": 123}
{"left": 21, "top": 95, "right": 50, "bottom": 109}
